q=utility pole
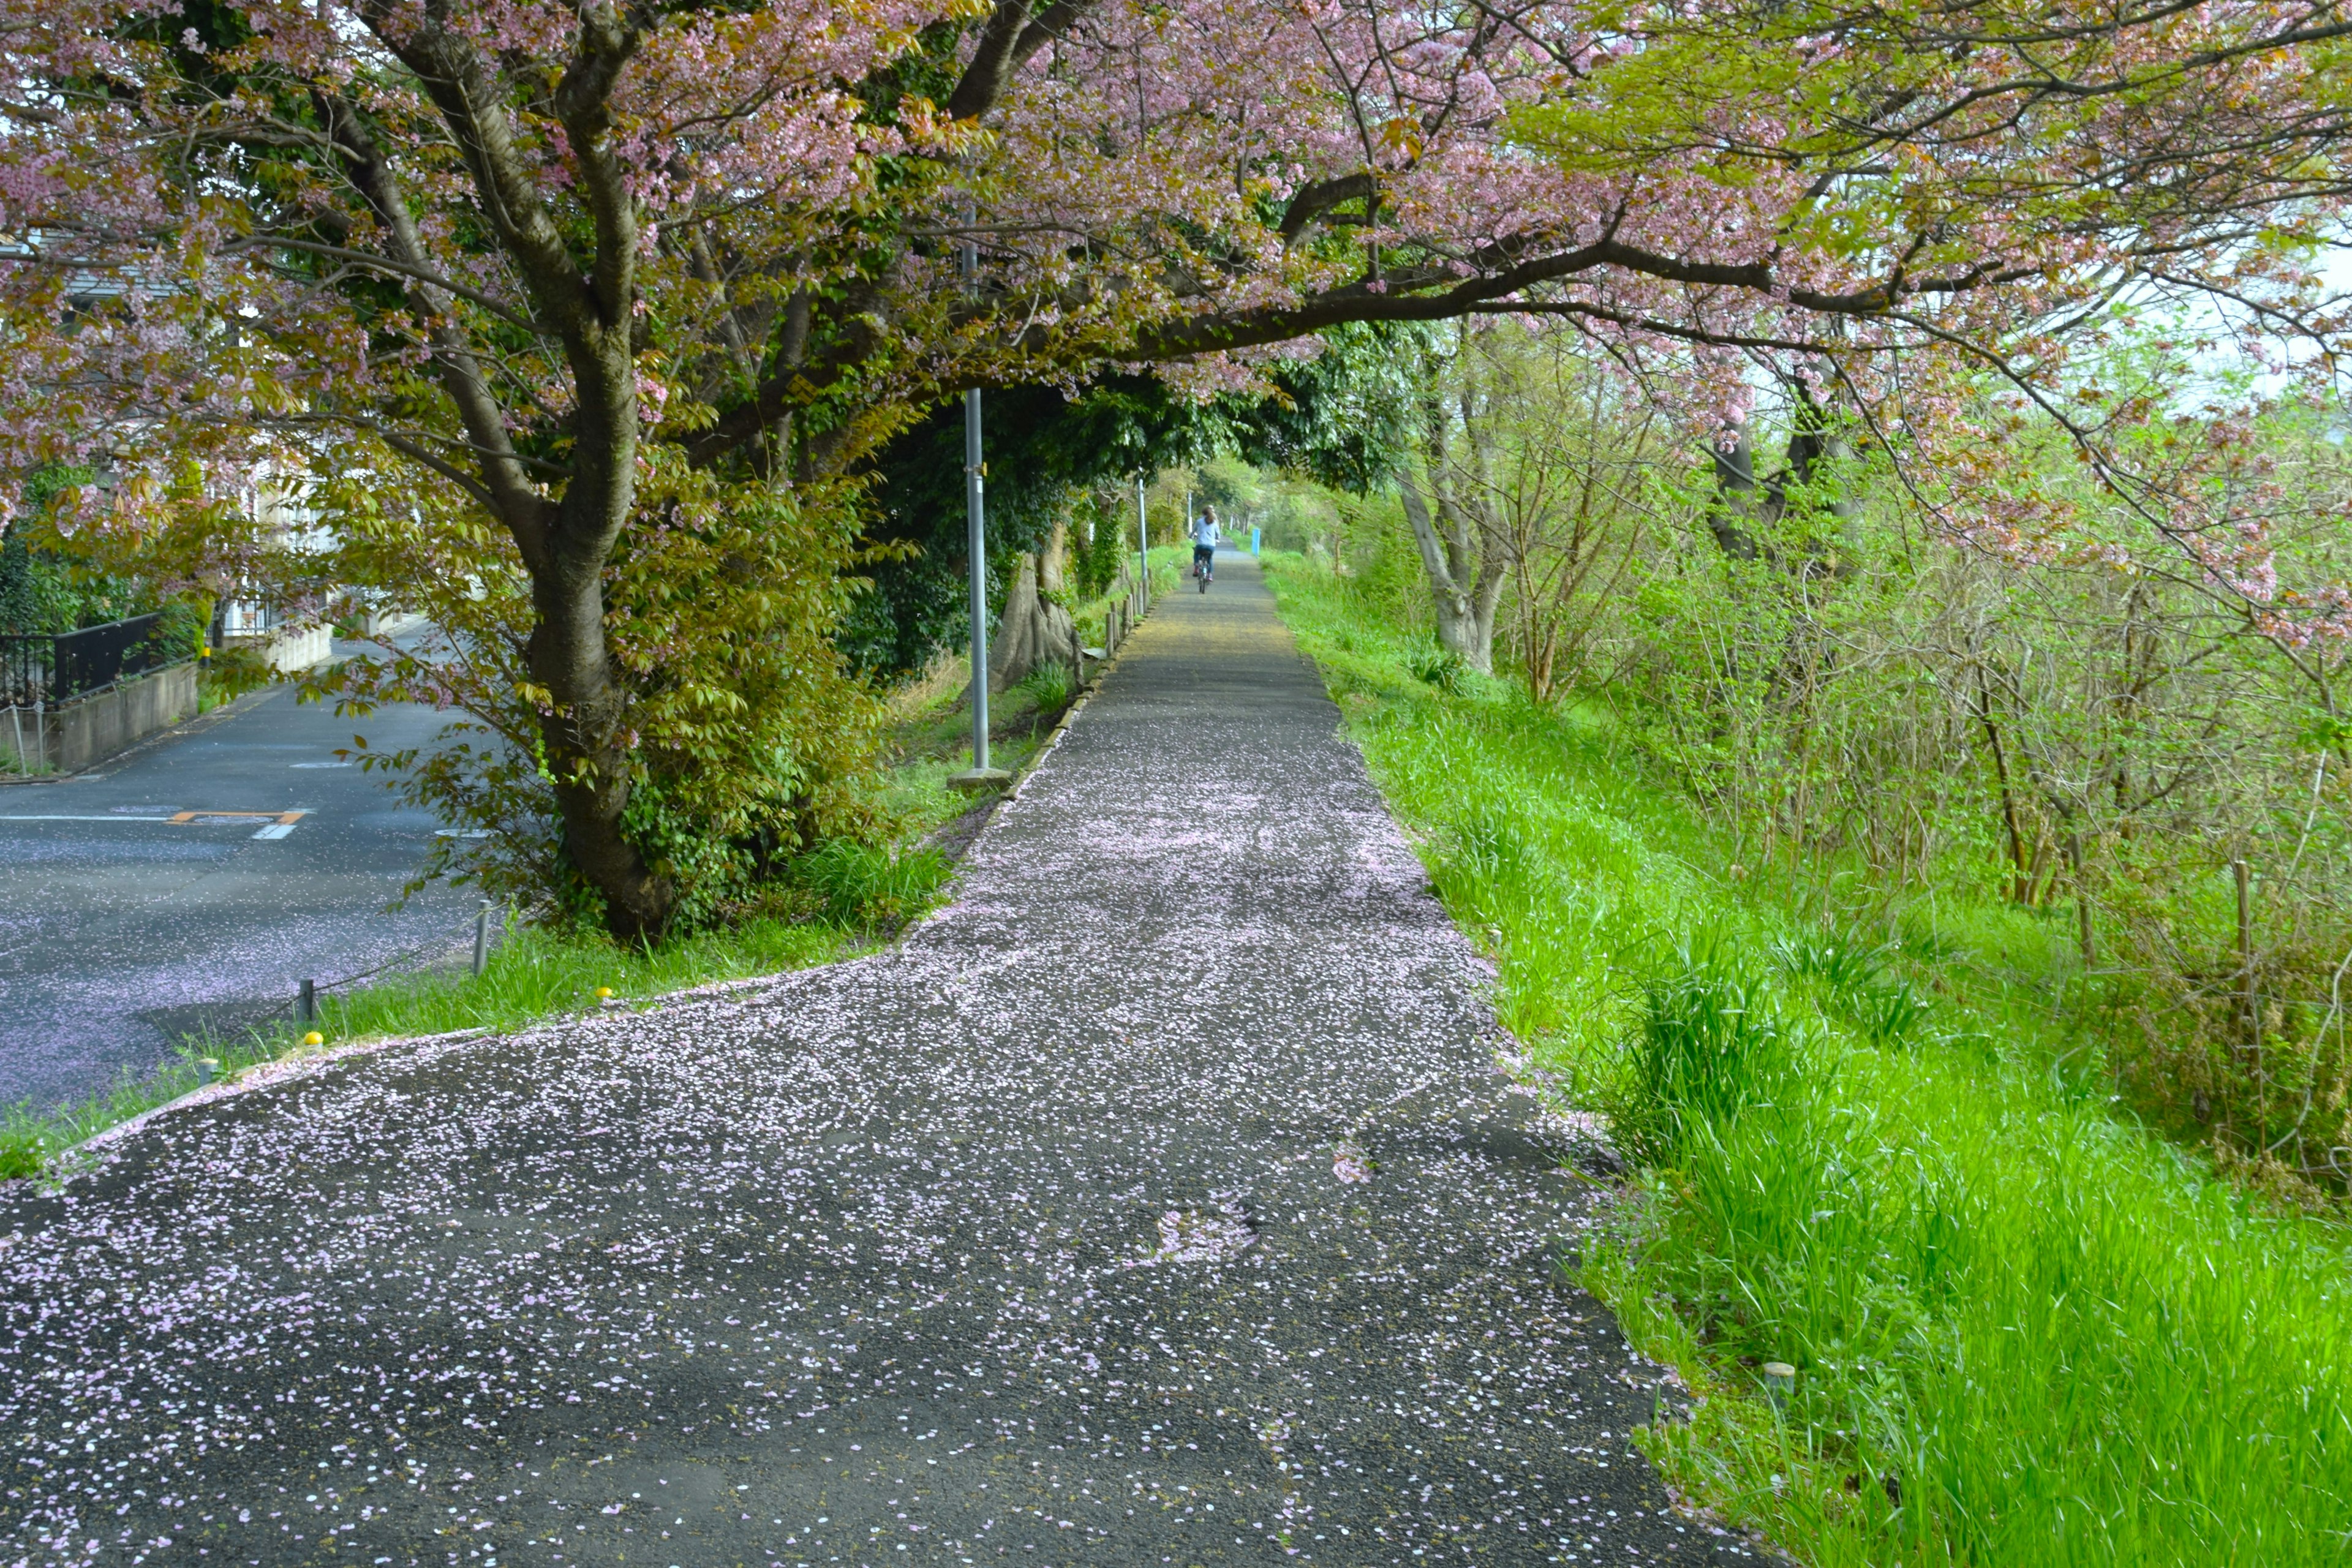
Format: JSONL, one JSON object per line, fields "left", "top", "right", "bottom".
{"left": 1136, "top": 475, "right": 1150, "bottom": 608}
{"left": 952, "top": 226, "right": 1008, "bottom": 790}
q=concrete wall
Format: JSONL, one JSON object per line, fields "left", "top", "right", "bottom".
{"left": 224, "top": 624, "right": 331, "bottom": 674}
{"left": 1, "top": 663, "right": 198, "bottom": 774}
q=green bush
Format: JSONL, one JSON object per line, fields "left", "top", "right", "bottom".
{"left": 201, "top": 643, "right": 276, "bottom": 703}
{"left": 0, "top": 1120, "right": 42, "bottom": 1182}
{"left": 1012, "top": 660, "right": 1077, "bottom": 720}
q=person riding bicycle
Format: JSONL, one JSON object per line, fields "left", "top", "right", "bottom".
{"left": 1190, "top": 507, "right": 1222, "bottom": 582}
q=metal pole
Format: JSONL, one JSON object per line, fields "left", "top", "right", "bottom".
{"left": 965, "top": 383, "right": 989, "bottom": 771}
{"left": 472, "top": 897, "right": 492, "bottom": 977}
{"left": 949, "top": 226, "right": 1004, "bottom": 790}
{"left": 297, "top": 978, "right": 315, "bottom": 1025}
{"left": 1136, "top": 476, "right": 1150, "bottom": 610}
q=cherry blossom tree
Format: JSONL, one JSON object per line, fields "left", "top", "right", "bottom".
{"left": 1, "top": 0, "right": 2348, "bottom": 932}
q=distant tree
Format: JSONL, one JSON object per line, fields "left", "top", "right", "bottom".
{"left": 848, "top": 323, "right": 1419, "bottom": 679}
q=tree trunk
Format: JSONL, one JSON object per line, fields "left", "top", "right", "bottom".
{"left": 325, "top": 59, "right": 677, "bottom": 943}
{"left": 529, "top": 559, "right": 676, "bottom": 941}
{"left": 1702, "top": 371, "right": 1860, "bottom": 576}
{"left": 987, "top": 552, "right": 1082, "bottom": 693}
{"left": 1039, "top": 510, "right": 1069, "bottom": 596}
{"left": 1395, "top": 339, "right": 1509, "bottom": 674}
{"left": 1397, "top": 468, "right": 1506, "bottom": 674}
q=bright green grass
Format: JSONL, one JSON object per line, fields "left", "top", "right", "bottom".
{"left": 1264, "top": 554, "right": 2352, "bottom": 1566}
{"left": 312, "top": 913, "right": 854, "bottom": 1040}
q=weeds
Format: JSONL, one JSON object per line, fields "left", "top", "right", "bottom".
{"left": 792, "top": 840, "right": 951, "bottom": 930}
{"left": 1614, "top": 941, "right": 1793, "bottom": 1164}
{"left": 1774, "top": 931, "right": 1935, "bottom": 1046}
{"left": 1406, "top": 644, "right": 1467, "bottom": 692}
{"left": 1012, "top": 660, "right": 1077, "bottom": 718}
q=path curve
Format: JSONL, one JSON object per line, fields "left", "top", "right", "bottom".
{"left": 0, "top": 554, "right": 1753, "bottom": 1566}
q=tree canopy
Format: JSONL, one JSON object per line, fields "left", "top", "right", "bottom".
{"left": 1, "top": 0, "right": 2348, "bottom": 930}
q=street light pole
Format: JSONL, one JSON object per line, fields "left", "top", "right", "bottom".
{"left": 1136, "top": 475, "right": 1149, "bottom": 608}
{"left": 952, "top": 231, "right": 1008, "bottom": 790}
{"left": 965, "top": 380, "right": 989, "bottom": 770}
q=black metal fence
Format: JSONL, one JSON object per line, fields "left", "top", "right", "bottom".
{"left": 0, "top": 613, "right": 181, "bottom": 706}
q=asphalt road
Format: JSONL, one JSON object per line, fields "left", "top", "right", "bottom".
{"left": 0, "top": 556, "right": 1756, "bottom": 1566}
{"left": 0, "top": 659, "right": 473, "bottom": 1112}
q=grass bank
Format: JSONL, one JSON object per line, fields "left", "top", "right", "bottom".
{"left": 1264, "top": 552, "right": 2352, "bottom": 1567}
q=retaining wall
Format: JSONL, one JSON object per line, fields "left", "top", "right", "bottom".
{"left": 2, "top": 663, "right": 199, "bottom": 774}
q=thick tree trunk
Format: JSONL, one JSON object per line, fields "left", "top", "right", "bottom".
{"left": 1039, "top": 511, "right": 1069, "bottom": 596}
{"left": 331, "top": 29, "right": 682, "bottom": 942}
{"left": 987, "top": 552, "right": 1082, "bottom": 693}
{"left": 1397, "top": 469, "right": 1506, "bottom": 674}
{"left": 529, "top": 558, "right": 675, "bottom": 940}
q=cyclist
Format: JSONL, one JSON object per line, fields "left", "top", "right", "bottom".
{"left": 1190, "top": 505, "right": 1222, "bottom": 584}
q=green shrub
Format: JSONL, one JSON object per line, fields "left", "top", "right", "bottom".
{"left": 0, "top": 1120, "right": 42, "bottom": 1182}
{"left": 201, "top": 643, "right": 276, "bottom": 703}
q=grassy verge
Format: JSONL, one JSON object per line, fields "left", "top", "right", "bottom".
{"left": 1262, "top": 552, "right": 2352, "bottom": 1567}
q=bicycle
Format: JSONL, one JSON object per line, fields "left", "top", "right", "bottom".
{"left": 1193, "top": 548, "right": 1213, "bottom": 592}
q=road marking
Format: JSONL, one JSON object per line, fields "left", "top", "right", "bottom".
{"left": 289, "top": 762, "right": 353, "bottom": 769}
{"left": 0, "top": 810, "right": 310, "bottom": 834}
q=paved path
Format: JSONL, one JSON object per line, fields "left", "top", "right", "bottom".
{"left": 0, "top": 556, "right": 1751, "bottom": 1567}
{"left": 0, "top": 665, "right": 469, "bottom": 1112}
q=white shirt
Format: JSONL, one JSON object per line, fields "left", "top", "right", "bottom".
{"left": 1191, "top": 518, "right": 1221, "bottom": 548}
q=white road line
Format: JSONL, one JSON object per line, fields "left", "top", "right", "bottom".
{"left": 250, "top": 822, "right": 298, "bottom": 840}
{"left": 0, "top": 815, "right": 181, "bottom": 823}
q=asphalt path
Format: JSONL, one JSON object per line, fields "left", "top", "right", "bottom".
{"left": 0, "top": 555, "right": 1755, "bottom": 1566}
{"left": 0, "top": 656, "right": 472, "bottom": 1112}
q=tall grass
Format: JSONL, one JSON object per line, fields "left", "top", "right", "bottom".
{"left": 1264, "top": 554, "right": 2352, "bottom": 1566}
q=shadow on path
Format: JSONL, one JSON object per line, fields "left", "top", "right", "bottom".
{"left": 0, "top": 554, "right": 1754, "bottom": 1565}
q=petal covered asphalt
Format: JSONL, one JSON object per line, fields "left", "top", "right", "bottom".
{"left": 0, "top": 555, "right": 1755, "bottom": 1566}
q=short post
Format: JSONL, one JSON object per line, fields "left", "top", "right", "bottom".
{"left": 1105, "top": 608, "right": 1117, "bottom": 656}
{"left": 1251, "top": 525, "right": 1261, "bottom": 556}
{"left": 1761, "top": 1362, "right": 1795, "bottom": 1410}
{"left": 472, "top": 897, "right": 493, "bottom": 977}
{"left": 197, "top": 1057, "right": 220, "bottom": 1086}
{"left": 297, "top": 978, "right": 315, "bottom": 1025}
